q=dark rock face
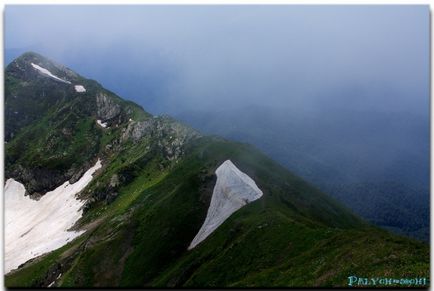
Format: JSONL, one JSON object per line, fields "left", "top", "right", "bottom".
{"left": 7, "top": 165, "right": 64, "bottom": 198}
{"left": 6, "top": 159, "right": 97, "bottom": 198}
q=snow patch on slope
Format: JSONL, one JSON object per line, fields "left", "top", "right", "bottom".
{"left": 74, "top": 85, "right": 86, "bottom": 92}
{"left": 96, "top": 119, "right": 108, "bottom": 128}
{"left": 188, "top": 160, "right": 263, "bottom": 250}
{"left": 4, "top": 159, "right": 102, "bottom": 274}
{"left": 31, "top": 63, "right": 72, "bottom": 84}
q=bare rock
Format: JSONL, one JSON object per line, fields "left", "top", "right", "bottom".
{"left": 96, "top": 92, "right": 121, "bottom": 121}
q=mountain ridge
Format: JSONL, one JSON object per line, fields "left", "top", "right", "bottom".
{"left": 4, "top": 52, "right": 429, "bottom": 288}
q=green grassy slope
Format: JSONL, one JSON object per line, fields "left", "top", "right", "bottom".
{"left": 5, "top": 137, "right": 429, "bottom": 288}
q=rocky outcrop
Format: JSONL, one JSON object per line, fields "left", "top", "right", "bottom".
{"left": 96, "top": 93, "right": 121, "bottom": 122}
{"left": 110, "top": 174, "right": 120, "bottom": 188}
{"left": 121, "top": 116, "right": 201, "bottom": 161}
{"left": 122, "top": 118, "right": 154, "bottom": 142}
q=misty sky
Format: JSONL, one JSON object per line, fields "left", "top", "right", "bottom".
{"left": 4, "top": 5, "right": 430, "bottom": 115}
